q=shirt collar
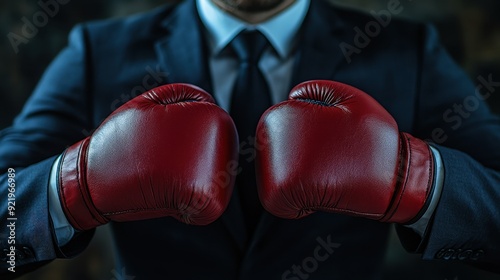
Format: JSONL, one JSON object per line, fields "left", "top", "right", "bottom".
{"left": 196, "top": 0, "right": 310, "bottom": 58}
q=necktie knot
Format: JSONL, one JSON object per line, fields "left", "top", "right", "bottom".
{"left": 230, "top": 30, "right": 269, "bottom": 64}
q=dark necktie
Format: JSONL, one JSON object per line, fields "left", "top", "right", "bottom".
{"left": 229, "top": 30, "right": 272, "bottom": 234}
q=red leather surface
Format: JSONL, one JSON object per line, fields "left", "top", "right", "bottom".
{"left": 60, "top": 84, "right": 239, "bottom": 230}
{"left": 256, "top": 80, "right": 433, "bottom": 223}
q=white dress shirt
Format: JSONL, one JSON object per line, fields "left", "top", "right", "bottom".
{"left": 197, "top": 0, "right": 310, "bottom": 110}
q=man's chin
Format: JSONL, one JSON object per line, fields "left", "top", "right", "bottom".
{"left": 215, "top": 0, "right": 288, "bottom": 13}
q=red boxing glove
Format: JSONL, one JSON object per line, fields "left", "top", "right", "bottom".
{"left": 58, "top": 84, "right": 238, "bottom": 230}
{"left": 256, "top": 80, "right": 435, "bottom": 223}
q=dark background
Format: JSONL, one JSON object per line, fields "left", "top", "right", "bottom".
{"left": 1, "top": 0, "right": 499, "bottom": 279}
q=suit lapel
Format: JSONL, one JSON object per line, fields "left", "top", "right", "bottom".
{"left": 155, "top": 0, "right": 247, "bottom": 252}
{"left": 155, "top": 0, "right": 212, "bottom": 92}
{"left": 291, "top": 0, "right": 348, "bottom": 87}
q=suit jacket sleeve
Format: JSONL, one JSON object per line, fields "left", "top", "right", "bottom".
{"left": 0, "top": 25, "right": 95, "bottom": 277}
{"left": 396, "top": 24, "right": 500, "bottom": 271}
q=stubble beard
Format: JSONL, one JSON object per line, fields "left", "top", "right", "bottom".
{"left": 216, "top": 0, "right": 288, "bottom": 13}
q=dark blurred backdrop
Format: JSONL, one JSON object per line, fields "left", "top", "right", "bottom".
{"left": 1, "top": 0, "right": 499, "bottom": 279}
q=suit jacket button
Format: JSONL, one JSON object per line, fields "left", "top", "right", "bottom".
{"left": 442, "top": 249, "right": 455, "bottom": 260}
{"left": 435, "top": 248, "right": 447, "bottom": 259}
{"left": 471, "top": 250, "right": 484, "bottom": 261}
{"left": 458, "top": 249, "right": 473, "bottom": 260}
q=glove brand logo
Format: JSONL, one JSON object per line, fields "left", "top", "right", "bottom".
{"left": 282, "top": 235, "right": 341, "bottom": 280}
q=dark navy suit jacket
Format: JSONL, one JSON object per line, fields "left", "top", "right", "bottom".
{"left": 1, "top": 0, "right": 499, "bottom": 279}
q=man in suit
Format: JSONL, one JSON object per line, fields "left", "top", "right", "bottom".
{"left": 1, "top": 0, "right": 499, "bottom": 279}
